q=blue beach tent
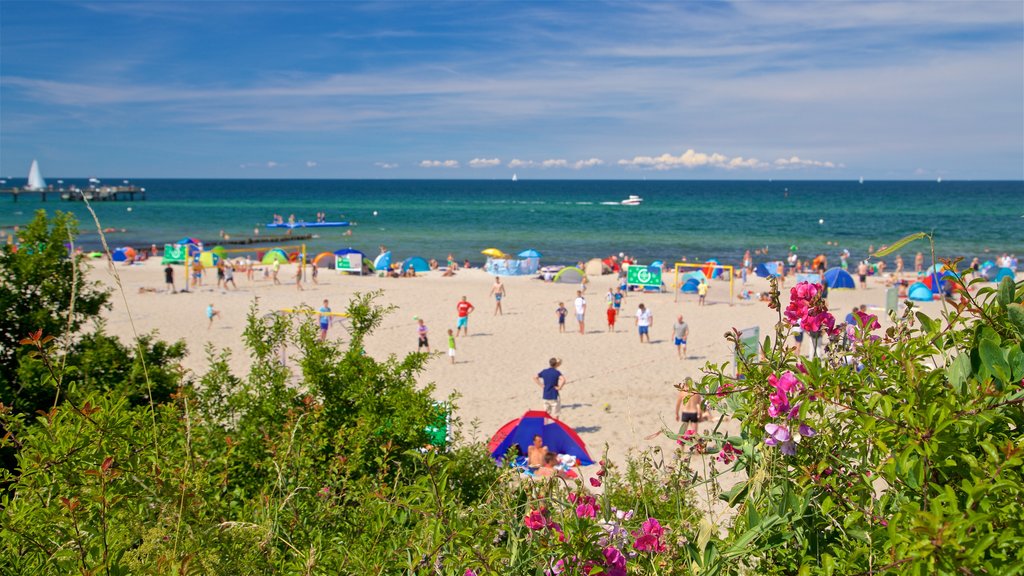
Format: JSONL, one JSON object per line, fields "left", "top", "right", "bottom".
{"left": 823, "top": 268, "right": 855, "bottom": 289}
{"left": 680, "top": 271, "right": 707, "bottom": 294}
{"left": 908, "top": 282, "right": 934, "bottom": 302}
{"left": 401, "top": 256, "right": 430, "bottom": 273}
{"left": 754, "top": 262, "right": 781, "bottom": 278}
{"left": 993, "top": 268, "right": 1016, "bottom": 283}
{"left": 488, "top": 411, "right": 593, "bottom": 466}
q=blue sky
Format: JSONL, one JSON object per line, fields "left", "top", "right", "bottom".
{"left": 1, "top": 1, "right": 1022, "bottom": 179}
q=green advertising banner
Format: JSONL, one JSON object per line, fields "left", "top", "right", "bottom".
{"left": 336, "top": 255, "right": 354, "bottom": 270}
{"left": 735, "top": 326, "right": 760, "bottom": 375}
{"left": 627, "top": 265, "right": 662, "bottom": 287}
{"left": 162, "top": 243, "right": 187, "bottom": 264}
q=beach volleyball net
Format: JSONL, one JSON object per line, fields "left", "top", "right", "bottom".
{"left": 673, "top": 262, "right": 735, "bottom": 303}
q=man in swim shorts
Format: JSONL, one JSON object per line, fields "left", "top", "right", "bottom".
{"left": 636, "top": 303, "right": 653, "bottom": 343}
{"left": 573, "top": 291, "right": 586, "bottom": 335}
{"left": 455, "top": 296, "right": 474, "bottom": 337}
{"left": 672, "top": 314, "right": 689, "bottom": 359}
{"left": 489, "top": 277, "right": 507, "bottom": 315}
{"left": 675, "top": 377, "right": 705, "bottom": 434}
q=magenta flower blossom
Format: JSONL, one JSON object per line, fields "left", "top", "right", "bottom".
{"left": 576, "top": 500, "right": 598, "bottom": 519}
{"left": 464, "top": 570, "right": 477, "bottom": 576}
{"left": 524, "top": 508, "right": 548, "bottom": 530}
{"left": 799, "top": 423, "right": 817, "bottom": 437}
{"left": 854, "top": 310, "right": 881, "bottom": 330}
{"left": 769, "top": 371, "right": 800, "bottom": 393}
{"left": 716, "top": 442, "right": 739, "bottom": 464}
{"left": 603, "top": 546, "right": 627, "bottom": 570}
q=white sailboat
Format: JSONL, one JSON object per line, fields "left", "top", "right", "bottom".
{"left": 512, "top": 173, "right": 518, "bottom": 182}
{"left": 859, "top": 176, "right": 864, "bottom": 184}
{"left": 26, "top": 159, "right": 46, "bottom": 191}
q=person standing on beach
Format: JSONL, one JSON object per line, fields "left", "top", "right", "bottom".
{"left": 455, "top": 296, "right": 474, "bottom": 337}
{"left": 447, "top": 329, "right": 456, "bottom": 364}
{"left": 556, "top": 302, "right": 568, "bottom": 333}
{"left": 697, "top": 279, "right": 709, "bottom": 306}
{"left": 534, "top": 358, "right": 566, "bottom": 418}
{"left": 636, "top": 303, "right": 653, "bottom": 343}
{"left": 857, "top": 260, "right": 869, "bottom": 289}
{"left": 914, "top": 252, "right": 924, "bottom": 274}
{"left": 489, "top": 277, "right": 507, "bottom": 315}
{"left": 216, "top": 261, "right": 226, "bottom": 289}
{"left": 272, "top": 259, "right": 281, "bottom": 285}
{"left": 206, "top": 303, "right": 220, "bottom": 330}
{"left": 318, "top": 299, "right": 332, "bottom": 341}
{"left": 164, "top": 264, "right": 176, "bottom": 294}
{"left": 191, "top": 260, "right": 203, "bottom": 289}
{"left": 573, "top": 291, "right": 587, "bottom": 335}
{"left": 416, "top": 318, "right": 430, "bottom": 352}
{"left": 606, "top": 299, "right": 617, "bottom": 332}
{"left": 311, "top": 262, "right": 319, "bottom": 285}
{"left": 224, "top": 263, "right": 237, "bottom": 290}
{"left": 672, "top": 315, "right": 689, "bottom": 358}
{"left": 675, "top": 378, "right": 706, "bottom": 434}
{"left": 895, "top": 254, "right": 904, "bottom": 277}
{"left": 295, "top": 263, "right": 304, "bottom": 291}
{"left": 613, "top": 288, "right": 623, "bottom": 317}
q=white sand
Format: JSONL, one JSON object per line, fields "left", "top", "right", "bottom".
{"left": 88, "top": 259, "right": 944, "bottom": 509}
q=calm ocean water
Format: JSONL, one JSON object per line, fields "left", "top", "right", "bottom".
{"left": 2, "top": 179, "right": 1021, "bottom": 266}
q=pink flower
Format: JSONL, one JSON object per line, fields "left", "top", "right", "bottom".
{"left": 590, "top": 477, "right": 602, "bottom": 488}
{"left": 765, "top": 423, "right": 796, "bottom": 454}
{"left": 716, "top": 442, "right": 738, "bottom": 464}
{"left": 769, "top": 371, "right": 800, "bottom": 393}
{"left": 854, "top": 310, "right": 881, "bottom": 330}
{"left": 576, "top": 500, "right": 598, "bottom": 519}
{"left": 524, "top": 508, "right": 548, "bottom": 530}
{"left": 465, "top": 570, "right": 477, "bottom": 576}
{"left": 631, "top": 517, "right": 668, "bottom": 552}
{"left": 603, "top": 546, "right": 627, "bottom": 570}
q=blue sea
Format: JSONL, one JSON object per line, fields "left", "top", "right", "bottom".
{"left": 1, "top": 179, "right": 1021, "bottom": 266}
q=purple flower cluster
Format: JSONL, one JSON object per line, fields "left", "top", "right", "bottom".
{"left": 764, "top": 370, "right": 817, "bottom": 455}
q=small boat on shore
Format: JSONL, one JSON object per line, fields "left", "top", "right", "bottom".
{"left": 620, "top": 195, "right": 643, "bottom": 206}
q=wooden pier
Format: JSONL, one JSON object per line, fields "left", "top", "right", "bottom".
{"left": 0, "top": 185, "right": 146, "bottom": 202}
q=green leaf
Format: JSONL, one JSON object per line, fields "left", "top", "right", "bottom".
{"left": 916, "top": 312, "right": 937, "bottom": 334}
{"left": 979, "top": 338, "right": 1010, "bottom": 383}
{"left": 1007, "top": 303, "right": 1024, "bottom": 335}
{"left": 998, "top": 276, "right": 1016, "bottom": 308}
{"left": 947, "top": 354, "right": 971, "bottom": 395}
{"left": 872, "top": 232, "right": 927, "bottom": 258}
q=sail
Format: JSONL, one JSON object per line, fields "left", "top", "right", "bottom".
{"left": 27, "top": 160, "right": 46, "bottom": 190}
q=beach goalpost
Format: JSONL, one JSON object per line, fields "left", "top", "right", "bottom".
{"left": 673, "top": 262, "right": 735, "bottom": 303}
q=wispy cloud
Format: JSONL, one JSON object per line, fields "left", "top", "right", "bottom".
{"left": 618, "top": 149, "right": 767, "bottom": 171}
{"left": 773, "top": 156, "right": 840, "bottom": 169}
{"left": 419, "top": 159, "right": 459, "bottom": 168}
{"left": 468, "top": 157, "right": 501, "bottom": 168}
{"left": 375, "top": 162, "right": 398, "bottom": 169}
{"left": 305, "top": 160, "right": 318, "bottom": 168}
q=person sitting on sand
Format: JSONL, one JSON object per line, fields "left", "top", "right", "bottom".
{"left": 534, "top": 452, "right": 560, "bottom": 478}
{"left": 527, "top": 435, "right": 548, "bottom": 469}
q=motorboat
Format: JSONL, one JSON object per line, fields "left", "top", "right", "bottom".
{"left": 620, "top": 195, "right": 643, "bottom": 206}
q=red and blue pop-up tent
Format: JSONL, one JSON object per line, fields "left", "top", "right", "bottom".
{"left": 488, "top": 411, "right": 594, "bottom": 466}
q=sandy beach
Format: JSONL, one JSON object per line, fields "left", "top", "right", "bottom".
{"left": 87, "top": 259, "right": 952, "bottom": 468}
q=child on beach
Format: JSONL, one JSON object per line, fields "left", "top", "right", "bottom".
{"left": 698, "top": 279, "right": 709, "bottom": 306}
{"left": 606, "top": 301, "right": 617, "bottom": 332}
{"left": 318, "top": 299, "right": 331, "bottom": 341}
{"left": 295, "top": 264, "right": 304, "bottom": 291}
{"left": 556, "top": 302, "right": 568, "bottom": 333}
{"left": 206, "top": 303, "right": 220, "bottom": 330}
{"left": 417, "top": 318, "right": 430, "bottom": 352}
{"left": 447, "top": 329, "right": 456, "bottom": 364}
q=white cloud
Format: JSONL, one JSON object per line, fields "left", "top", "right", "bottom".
{"left": 508, "top": 158, "right": 534, "bottom": 168}
{"left": 419, "top": 159, "right": 460, "bottom": 168}
{"left": 266, "top": 161, "right": 279, "bottom": 168}
{"left": 305, "top": 160, "right": 318, "bottom": 168}
{"left": 375, "top": 162, "right": 398, "bottom": 169}
{"left": 573, "top": 158, "right": 605, "bottom": 169}
{"left": 468, "top": 157, "right": 501, "bottom": 168}
{"left": 773, "top": 156, "right": 839, "bottom": 169}
{"left": 617, "top": 149, "right": 768, "bottom": 170}
{"left": 541, "top": 159, "right": 568, "bottom": 168}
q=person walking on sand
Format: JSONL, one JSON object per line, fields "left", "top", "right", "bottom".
{"left": 556, "top": 302, "right": 568, "bottom": 333}
{"left": 672, "top": 314, "right": 689, "bottom": 358}
{"left": 272, "top": 259, "right": 281, "bottom": 285}
{"left": 416, "top": 317, "right": 430, "bottom": 352}
{"left": 446, "top": 329, "right": 456, "bottom": 364}
{"left": 455, "top": 296, "right": 474, "bottom": 337}
{"left": 489, "top": 277, "right": 507, "bottom": 315}
{"left": 295, "top": 263, "right": 304, "bottom": 291}
{"left": 636, "top": 303, "right": 653, "bottom": 343}
{"left": 534, "top": 357, "right": 566, "bottom": 419}
{"left": 206, "top": 303, "right": 220, "bottom": 330}
{"left": 857, "top": 260, "right": 869, "bottom": 289}
{"left": 191, "top": 260, "right": 203, "bottom": 289}
{"left": 675, "top": 378, "right": 706, "bottom": 434}
{"left": 318, "top": 299, "right": 332, "bottom": 341}
{"left": 574, "top": 290, "right": 587, "bottom": 335}
{"left": 697, "top": 279, "right": 709, "bottom": 306}
{"left": 164, "top": 264, "right": 176, "bottom": 293}
{"left": 311, "top": 262, "right": 319, "bottom": 285}
{"left": 606, "top": 299, "right": 617, "bottom": 332}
